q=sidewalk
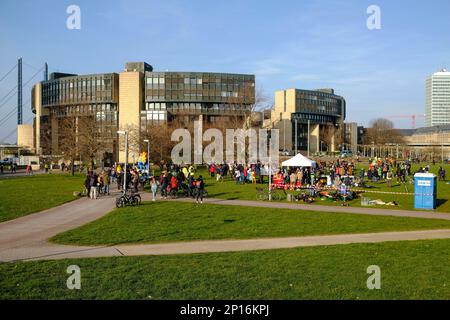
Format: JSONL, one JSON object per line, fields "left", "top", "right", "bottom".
{"left": 174, "top": 197, "right": 450, "bottom": 221}
{"left": 3, "top": 229, "right": 450, "bottom": 262}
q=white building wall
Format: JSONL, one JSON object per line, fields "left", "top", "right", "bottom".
{"left": 426, "top": 70, "right": 450, "bottom": 127}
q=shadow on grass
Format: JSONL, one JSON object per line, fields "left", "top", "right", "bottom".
{"left": 437, "top": 199, "right": 448, "bottom": 208}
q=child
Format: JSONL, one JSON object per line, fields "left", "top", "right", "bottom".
{"left": 150, "top": 177, "right": 158, "bottom": 201}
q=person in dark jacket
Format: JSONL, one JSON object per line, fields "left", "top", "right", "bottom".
{"left": 160, "top": 172, "right": 169, "bottom": 199}
{"left": 84, "top": 174, "right": 91, "bottom": 197}
{"left": 89, "top": 172, "right": 98, "bottom": 199}
{"left": 195, "top": 175, "right": 205, "bottom": 204}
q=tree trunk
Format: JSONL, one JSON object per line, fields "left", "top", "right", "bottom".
{"left": 71, "top": 158, "right": 75, "bottom": 176}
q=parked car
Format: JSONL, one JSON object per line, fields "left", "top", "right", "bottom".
{"left": 280, "top": 150, "right": 294, "bottom": 156}
{"left": 0, "top": 158, "right": 14, "bottom": 165}
{"left": 340, "top": 150, "right": 353, "bottom": 158}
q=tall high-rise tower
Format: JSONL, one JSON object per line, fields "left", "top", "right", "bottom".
{"left": 426, "top": 69, "right": 450, "bottom": 127}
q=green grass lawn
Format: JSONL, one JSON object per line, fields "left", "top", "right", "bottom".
{"left": 51, "top": 201, "right": 450, "bottom": 246}
{"left": 1, "top": 238, "right": 450, "bottom": 299}
{"left": 0, "top": 174, "right": 85, "bottom": 222}
{"left": 200, "top": 164, "right": 450, "bottom": 212}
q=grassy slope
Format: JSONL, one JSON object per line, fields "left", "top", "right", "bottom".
{"left": 1, "top": 239, "right": 450, "bottom": 300}
{"left": 0, "top": 174, "right": 85, "bottom": 222}
{"left": 51, "top": 201, "right": 450, "bottom": 245}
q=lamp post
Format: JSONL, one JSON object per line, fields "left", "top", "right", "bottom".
{"left": 117, "top": 130, "right": 128, "bottom": 194}
{"left": 294, "top": 118, "right": 298, "bottom": 155}
{"left": 267, "top": 130, "right": 272, "bottom": 201}
{"left": 307, "top": 119, "right": 311, "bottom": 157}
{"left": 143, "top": 139, "right": 150, "bottom": 173}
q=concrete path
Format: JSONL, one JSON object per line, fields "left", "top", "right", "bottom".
{"left": 1, "top": 192, "right": 450, "bottom": 263}
{"left": 0, "top": 192, "right": 118, "bottom": 262}
{"left": 175, "top": 197, "right": 450, "bottom": 221}
{"left": 0, "top": 170, "right": 64, "bottom": 179}
{"left": 3, "top": 229, "right": 450, "bottom": 262}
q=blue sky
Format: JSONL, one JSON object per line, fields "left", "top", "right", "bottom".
{"left": 1, "top": 0, "right": 450, "bottom": 142}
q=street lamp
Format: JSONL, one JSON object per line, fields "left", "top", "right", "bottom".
{"left": 143, "top": 139, "right": 150, "bottom": 174}
{"left": 267, "top": 130, "right": 272, "bottom": 201}
{"left": 307, "top": 119, "right": 311, "bottom": 157}
{"left": 117, "top": 130, "right": 128, "bottom": 194}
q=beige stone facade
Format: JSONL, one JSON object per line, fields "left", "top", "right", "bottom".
{"left": 17, "top": 124, "right": 34, "bottom": 149}
{"left": 118, "top": 71, "right": 143, "bottom": 163}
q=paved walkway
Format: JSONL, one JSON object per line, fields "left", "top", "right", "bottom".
{"left": 176, "top": 198, "right": 450, "bottom": 221}
{"left": 1, "top": 192, "right": 450, "bottom": 263}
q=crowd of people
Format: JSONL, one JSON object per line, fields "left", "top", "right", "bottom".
{"left": 82, "top": 162, "right": 207, "bottom": 204}
{"left": 156, "top": 164, "right": 205, "bottom": 204}
{"left": 218, "top": 156, "right": 448, "bottom": 191}
{"left": 76, "top": 154, "right": 447, "bottom": 204}
{"left": 207, "top": 162, "right": 270, "bottom": 185}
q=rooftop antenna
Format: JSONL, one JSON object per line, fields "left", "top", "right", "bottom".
{"left": 44, "top": 62, "right": 48, "bottom": 81}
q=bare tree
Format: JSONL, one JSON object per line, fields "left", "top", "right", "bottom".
{"left": 77, "top": 116, "right": 103, "bottom": 169}
{"left": 243, "top": 85, "right": 270, "bottom": 130}
{"left": 365, "top": 118, "right": 404, "bottom": 145}
{"left": 320, "top": 124, "right": 343, "bottom": 152}
{"left": 141, "top": 122, "right": 178, "bottom": 164}
{"left": 58, "top": 116, "right": 79, "bottom": 176}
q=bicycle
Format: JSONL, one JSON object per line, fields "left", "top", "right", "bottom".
{"left": 115, "top": 191, "right": 141, "bottom": 208}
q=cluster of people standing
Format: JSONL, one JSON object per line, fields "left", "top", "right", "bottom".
{"left": 155, "top": 164, "right": 205, "bottom": 204}
{"left": 84, "top": 170, "right": 111, "bottom": 200}
{"left": 208, "top": 162, "right": 269, "bottom": 185}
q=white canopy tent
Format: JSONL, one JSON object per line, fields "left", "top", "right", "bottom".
{"left": 281, "top": 153, "right": 316, "bottom": 168}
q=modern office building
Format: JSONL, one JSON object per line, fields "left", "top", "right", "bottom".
{"left": 30, "top": 61, "right": 255, "bottom": 164}
{"left": 357, "top": 126, "right": 366, "bottom": 145}
{"left": 343, "top": 122, "right": 358, "bottom": 152}
{"left": 270, "top": 88, "right": 346, "bottom": 154}
{"left": 426, "top": 69, "right": 450, "bottom": 127}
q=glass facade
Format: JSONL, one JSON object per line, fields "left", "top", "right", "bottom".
{"left": 426, "top": 70, "right": 450, "bottom": 127}
{"left": 292, "top": 89, "right": 346, "bottom": 151}
{"left": 142, "top": 72, "right": 255, "bottom": 126}
{"left": 294, "top": 89, "right": 346, "bottom": 124}
{"left": 41, "top": 73, "right": 118, "bottom": 107}
{"left": 34, "top": 73, "right": 119, "bottom": 160}
{"left": 31, "top": 65, "right": 256, "bottom": 162}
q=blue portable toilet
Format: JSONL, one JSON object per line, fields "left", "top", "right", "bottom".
{"left": 414, "top": 173, "right": 437, "bottom": 210}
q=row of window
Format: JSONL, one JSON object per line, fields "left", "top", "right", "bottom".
{"left": 51, "top": 104, "right": 118, "bottom": 117}
{"left": 146, "top": 89, "right": 249, "bottom": 96}
{"left": 145, "top": 73, "right": 254, "bottom": 81}
{"left": 296, "top": 103, "right": 341, "bottom": 116}
{"left": 292, "top": 113, "right": 337, "bottom": 124}
{"left": 145, "top": 95, "right": 253, "bottom": 103}
{"left": 145, "top": 83, "right": 253, "bottom": 92}
{"left": 141, "top": 111, "right": 167, "bottom": 121}
{"left": 42, "top": 77, "right": 115, "bottom": 105}
{"left": 144, "top": 102, "right": 251, "bottom": 111}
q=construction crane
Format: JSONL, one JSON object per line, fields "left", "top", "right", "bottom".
{"left": 388, "top": 114, "right": 425, "bottom": 129}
